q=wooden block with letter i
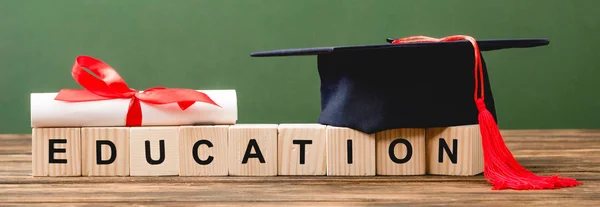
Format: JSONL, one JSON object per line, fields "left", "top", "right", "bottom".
{"left": 426, "top": 124, "right": 483, "bottom": 176}
{"left": 326, "top": 126, "right": 375, "bottom": 176}
{"left": 375, "top": 128, "right": 425, "bottom": 175}
{"left": 228, "top": 124, "right": 278, "bottom": 176}
{"left": 130, "top": 127, "right": 179, "bottom": 176}
{"left": 179, "top": 125, "right": 228, "bottom": 176}
{"left": 81, "top": 127, "right": 130, "bottom": 176}
{"left": 278, "top": 124, "right": 326, "bottom": 175}
{"left": 32, "top": 128, "right": 81, "bottom": 176}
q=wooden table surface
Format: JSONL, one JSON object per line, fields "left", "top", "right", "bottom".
{"left": 1, "top": 130, "right": 599, "bottom": 206}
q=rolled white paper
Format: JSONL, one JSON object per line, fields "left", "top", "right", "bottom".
{"left": 31, "top": 90, "right": 237, "bottom": 127}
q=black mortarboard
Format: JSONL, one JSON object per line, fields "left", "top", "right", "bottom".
{"left": 250, "top": 35, "right": 581, "bottom": 190}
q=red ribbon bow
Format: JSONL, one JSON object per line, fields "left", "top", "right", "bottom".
{"left": 54, "top": 56, "right": 220, "bottom": 126}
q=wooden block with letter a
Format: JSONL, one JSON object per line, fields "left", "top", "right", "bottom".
{"left": 81, "top": 127, "right": 130, "bottom": 176}
{"left": 32, "top": 128, "right": 81, "bottom": 176}
{"left": 326, "top": 126, "right": 375, "bottom": 176}
{"left": 228, "top": 124, "right": 278, "bottom": 176}
{"left": 130, "top": 127, "right": 179, "bottom": 176}
{"left": 426, "top": 124, "right": 483, "bottom": 176}
{"left": 375, "top": 128, "right": 425, "bottom": 175}
{"left": 179, "top": 125, "right": 228, "bottom": 176}
{"left": 278, "top": 124, "right": 326, "bottom": 175}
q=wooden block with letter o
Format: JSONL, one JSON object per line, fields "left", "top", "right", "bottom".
{"left": 81, "top": 127, "right": 130, "bottom": 176}
{"left": 278, "top": 124, "right": 326, "bottom": 175}
{"left": 179, "top": 125, "right": 229, "bottom": 176}
{"left": 32, "top": 128, "right": 81, "bottom": 176}
{"left": 426, "top": 124, "right": 483, "bottom": 176}
{"left": 130, "top": 127, "right": 179, "bottom": 176}
{"left": 375, "top": 128, "right": 425, "bottom": 175}
{"left": 228, "top": 124, "right": 278, "bottom": 176}
{"left": 326, "top": 126, "right": 375, "bottom": 176}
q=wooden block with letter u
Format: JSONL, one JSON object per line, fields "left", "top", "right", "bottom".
{"left": 130, "top": 127, "right": 180, "bottom": 176}
{"left": 375, "top": 128, "right": 425, "bottom": 175}
{"left": 426, "top": 124, "right": 483, "bottom": 176}
{"left": 278, "top": 124, "right": 326, "bottom": 175}
{"left": 228, "top": 124, "right": 278, "bottom": 176}
{"left": 326, "top": 126, "right": 375, "bottom": 176}
{"left": 32, "top": 128, "right": 81, "bottom": 176}
{"left": 81, "top": 127, "right": 130, "bottom": 176}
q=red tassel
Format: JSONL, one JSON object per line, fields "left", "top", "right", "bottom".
{"left": 476, "top": 99, "right": 582, "bottom": 190}
{"left": 392, "top": 35, "right": 582, "bottom": 190}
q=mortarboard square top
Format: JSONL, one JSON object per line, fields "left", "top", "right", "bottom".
{"left": 250, "top": 37, "right": 550, "bottom": 134}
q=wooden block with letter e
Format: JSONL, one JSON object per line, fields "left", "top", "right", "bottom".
{"left": 375, "top": 128, "right": 425, "bottom": 175}
{"left": 130, "top": 127, "right": 179, "bottom": 176}
{"left": 179, "top": 125, "right": 228, "bottom": 176}
{"left": 277, "top": 124, "right": 326, "bottom": 175}
{"left": 32, "top": 128, "right": 81, "bottom": 176}
{"left": 228, "top": 124, "right": 278, "bottom": 176}
{"left": 81, "top": 127, "right": 130, "bottom": 176}
{"left": 426, "top": 124, "right": 483, "bottom": 176}
{"left": 326, "top": 126, "right": 375, "bottom": 176}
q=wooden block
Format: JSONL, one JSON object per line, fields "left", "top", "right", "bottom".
{"left": 32, "top": 128, "right": 81, "bottom": 176}
{"left": 326, "top": 126, "right": 375, "bottom": 176}
{"left": 375, "top": 128, "right": 425, "bottom": 175}
{"left": 130, "top": 127, "right": 179, "bottom": 176}
{"left": 228, "top": 124, "right": 278, "bottom": 176}
{"left": 277, "top": 124, "right": 326, "bottom": 175}
{"left": 179, "top": 125, "right": 228, "bottom": 176}
{"left": 426, "top": 124, "right": 483, "bottom": 176}
{"left": 81, "top": 127, "right": 130, "bottom": 176}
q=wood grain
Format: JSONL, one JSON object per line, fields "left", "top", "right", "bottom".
{"left": 179, "top": 125, "right": 229, "bottom": 176}
{"left": 228, "top": 124, "right": 278, "bottom": 176}
{"left": 129, "top": 127, "right": 180, "bottom": 176}
{"left": 375, "top": 128, "right": 425, "bottom": 175}
{"left": 426, "top": 125, "right": 483, "bottom": 176}
{"left": 31, "top": 128, "right": 81, "bottom": 176}
{"left": 326, "top": 126, "right": 375, "bottom": 176}
{"left": 81, "top": 127, "right": 130, "bottom": 176}
{"left": 277, "top": 124, "right": 327, "bottom": 175}
{"left": 2, "top": 129, "right": 598, "bottom": 206}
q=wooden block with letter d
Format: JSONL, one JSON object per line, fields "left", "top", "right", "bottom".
{"left": 278, "top": 124, "right": 326, "bottom": 175}
{"left": 81, "top": 127, "right": 130, "bottom": 176}
{"left": 375, "top": 128, "right": 425, "bottom": 175}
{"left": 326, "top": 126, "right": 375, "bottom": 176}
{"left": 32, "top": 128, "right": 81, "bottom": 176}
{"left": 426, "top": 124, "right": 483, "bottom": 176}
{"left": 130, "top": 127, "right": 179, "bottom": 176}
{"left": 179, "top": 125, "right": 228, "bottom": 176}
{"left": 228, "top": 124, "right": 278, "bottom": 176}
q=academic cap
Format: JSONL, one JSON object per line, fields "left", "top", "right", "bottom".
{"left": 250, "top": 35, "right": 581, "bottom": 190}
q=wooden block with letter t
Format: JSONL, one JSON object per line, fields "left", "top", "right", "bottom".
{"left": 32, "top": 128, "right": 81, "bottom": 176}
{"left": 326, "top": 126, "right": 375, "bottom": 176}
{"left": 228, "top": 124, "right": 278, "bottom": 176}
{"left": 81, "top": 127, "right": 130, "bottom": 176}
{"left": 426, "top": 124, "right": 483, "bottom": 176}
{"left": 375, "top": 128, "right": 425, "bottom": 175}
{"left": 179, "top": 125, "right": 228, "bottom": 176}
{"left": 278, "top": 124, "right": 326, "bottom": 175}
{"left": 130, "top": 127, "right": 179, "bottom": 176}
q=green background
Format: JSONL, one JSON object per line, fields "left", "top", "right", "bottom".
{"left": 1, "top": 0, "right": 598, "bottom": 134}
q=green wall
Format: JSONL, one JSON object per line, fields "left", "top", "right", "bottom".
{"left": 1, "top": 0, "right": 598, "bottom": 133}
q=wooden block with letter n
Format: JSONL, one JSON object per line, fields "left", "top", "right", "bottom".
{"left": 228, "top": 124, "right": 278, "bottom": 176}
{"left": 326, "top": 126, "right": 375, "bottom": 176}
{"left": 32, "top": 128, "right": 81, "bottom": 176}
{"left": 278, "top": 124, "right": 326, "bottom": 175}
{"left": 426, "top": 124, "right": 483, "bottom": 176}
{"left": 179, "top": 125, "right": 228, "bottom": 176}
{"left": 375, "top": 128, "right": 425, "bottom": 175}
{"left": 81, "top": 127, "right": 130, "bottom": 176}
{"left": 130, "top": 127, "right": 179, "bottom": 176}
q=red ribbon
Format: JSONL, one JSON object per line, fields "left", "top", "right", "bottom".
{"left": 54, "top": 56, "right": 220, "bottom": 126}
